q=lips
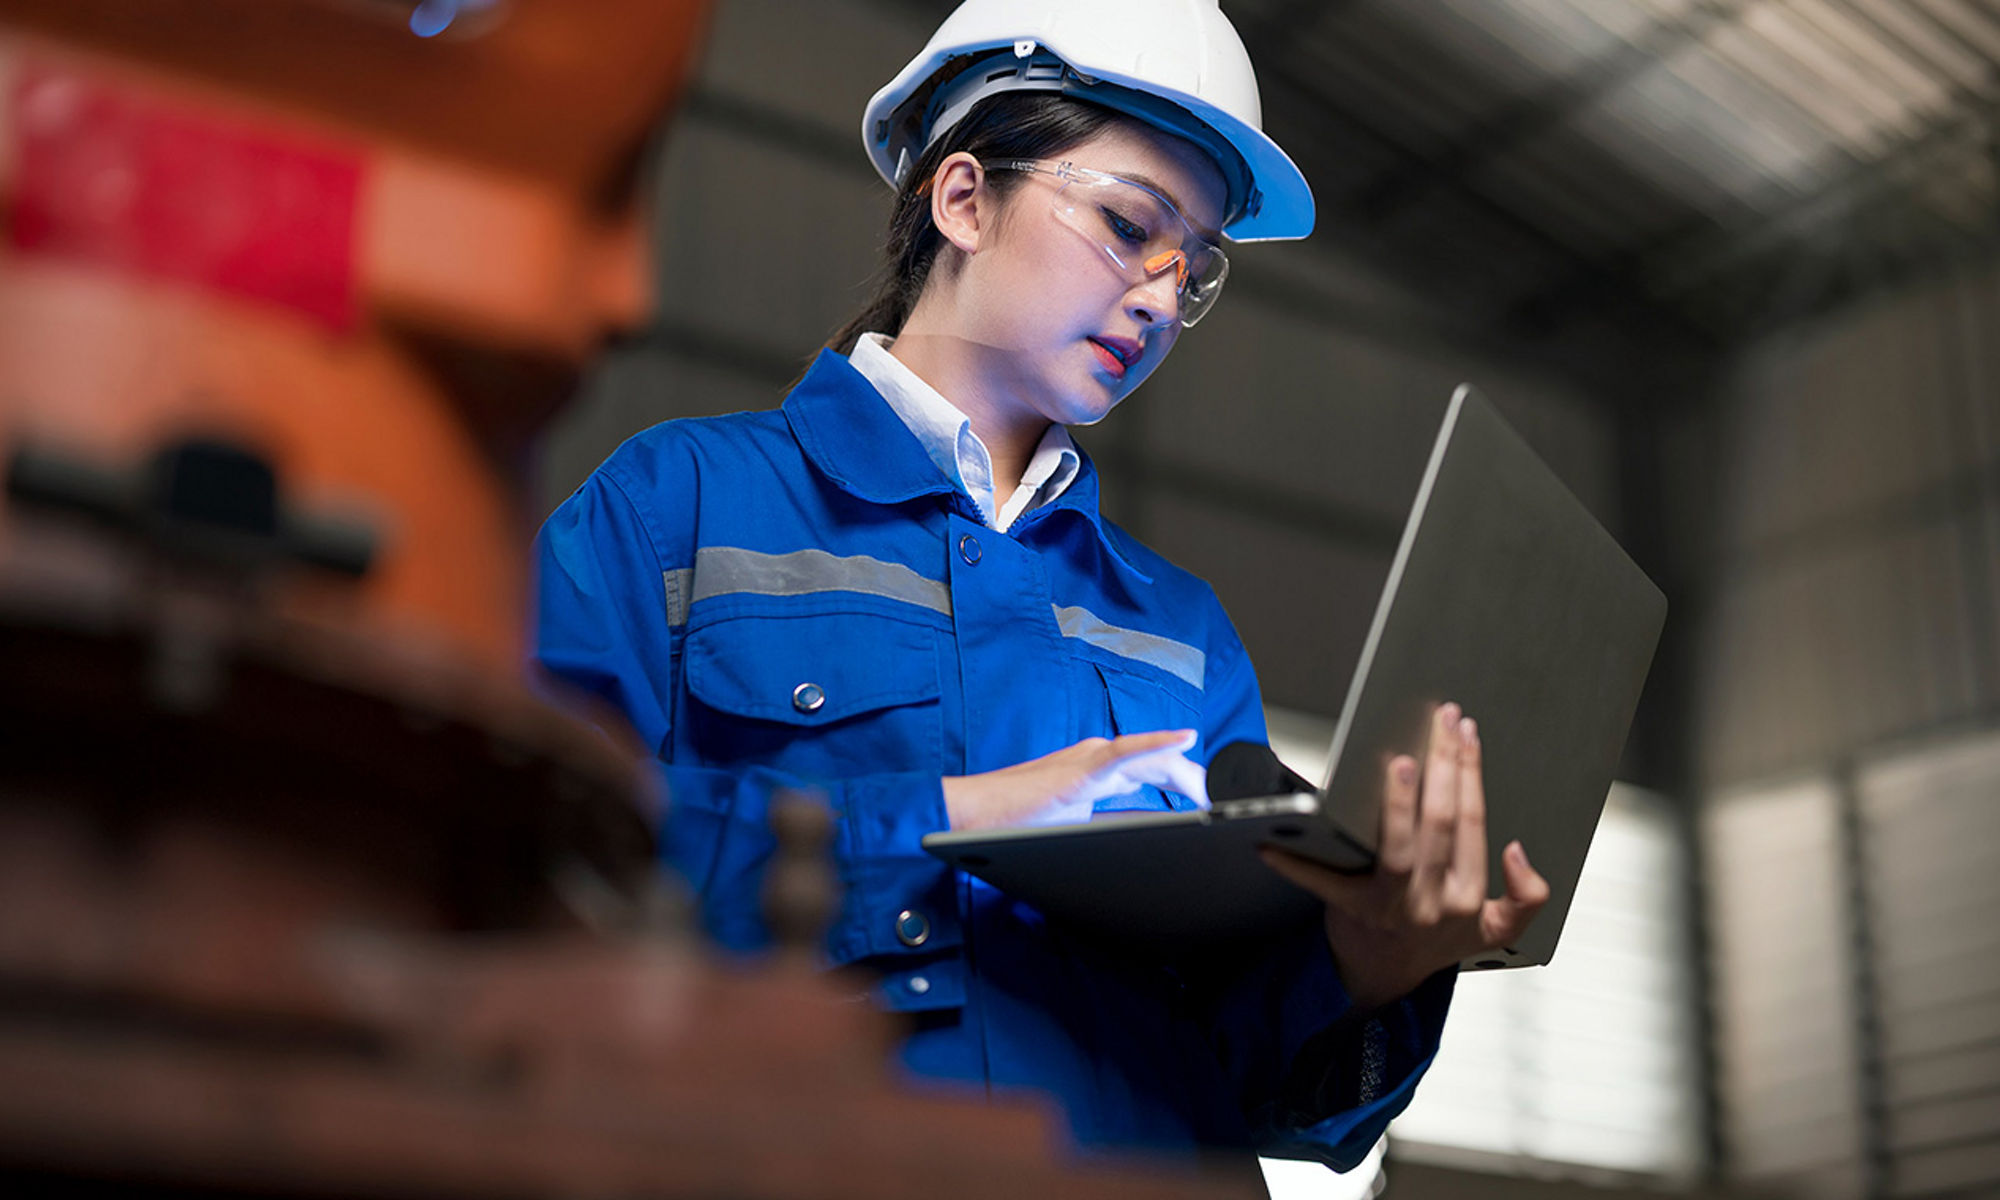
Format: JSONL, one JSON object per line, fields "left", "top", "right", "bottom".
{"left": 1089, "top": 335, "right": 1141, "bottom": 378}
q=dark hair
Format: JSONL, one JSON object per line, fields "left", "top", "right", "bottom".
{"left": 826, "top": 93, "right": 1126, "bottom": 355}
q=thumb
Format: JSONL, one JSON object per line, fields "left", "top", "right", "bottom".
{"left": 1480, "top": 841, "right": 1551, "bottom": 946}
{"left": 1259, "top": 846, "right": 1370, "bottom": 912}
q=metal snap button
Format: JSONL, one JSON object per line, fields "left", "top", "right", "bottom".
{"left": 894, "top": 908, "right": 931, "bottom": 947}
{"left": 908, "top": 975, "right": 931, "bottom": 995}
{"left": 791, "top": 681, "right": 826, "bottom": 714}
{"left": 958, "top": 533, "right": 981, "bottom": 565}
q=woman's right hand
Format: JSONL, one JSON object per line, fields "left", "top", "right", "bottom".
{"left": 942, "top": 730, "right": 1211, "bottom": 831}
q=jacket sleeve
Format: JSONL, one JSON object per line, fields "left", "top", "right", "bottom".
{"left": 532, "top": 465, "right": 957, "bottom": 974}
{"left": 1192, "top": 602, "right": 1456, "bottom": 1171}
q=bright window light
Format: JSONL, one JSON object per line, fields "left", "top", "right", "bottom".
{"left": 1260, "top": 707, "right": 1702, "bottom": 1194}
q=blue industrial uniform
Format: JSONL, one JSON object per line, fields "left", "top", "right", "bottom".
{"left": 533, "top": 348, "right": 1453, "bottom": 1169}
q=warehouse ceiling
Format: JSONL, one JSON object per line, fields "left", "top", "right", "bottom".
{"left": 883, "top": 0, "right": 2000, "bottom": 356}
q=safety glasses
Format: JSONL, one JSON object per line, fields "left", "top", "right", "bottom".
{"left": 986, "top": 159, "right": 1230, "bottom": 327}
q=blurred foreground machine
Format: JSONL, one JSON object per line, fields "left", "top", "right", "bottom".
{"left": 0, "top": 520, "right": 1249, "bottom": 1200}
{"left": 0, "top": 3, "right": 1261, "bottom": 1196}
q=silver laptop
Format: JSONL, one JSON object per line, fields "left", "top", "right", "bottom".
{"left": 923, "top": 385, "right": 1667, "bottom": 969}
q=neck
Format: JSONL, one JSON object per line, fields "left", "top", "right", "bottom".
{"left": 887, "top": 314, "right": 1050, "bottom": 492}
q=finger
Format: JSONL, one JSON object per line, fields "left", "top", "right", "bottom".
{"left": 1099, "top": 729, "right": 1197, "bottom": 764}
{"left": 1161, "top": 752, "right": 1211, "bottom": 808}
{"left": 1259, "top": 846, "right": 1367, "bottom": 911}
{"left": 1445, "top": 717, "right": 1489, "bottom": 912}
{"left": 1377, "top": 754, "right": 1420, "bottom": 876}
{"left": 1114, "top": 748, "right": 1212, "bottom": 809}
{"left": 1411, "top": 703, "right": 1464, "bottom": 894}
{"left": 1093, "top": 731, "right": 1198, "bottom": 790}
{"left": 1479, "top": 840, "right": 1552, "bottom": 948}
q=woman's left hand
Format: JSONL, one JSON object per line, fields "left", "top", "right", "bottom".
{"left": 1259, "top": 701, "right": 1551, "bottom": 1012}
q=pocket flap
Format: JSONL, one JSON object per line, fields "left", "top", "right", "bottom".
{"left": 1098, "top": 662, "right": 1200, "bottom": 738}
{"left": 686, "top": 612, "right": 941, "bottom": 726}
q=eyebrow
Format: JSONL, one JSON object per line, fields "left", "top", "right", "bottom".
{"left": 1115, "top": 170, "right": 1224, "bottom": 243}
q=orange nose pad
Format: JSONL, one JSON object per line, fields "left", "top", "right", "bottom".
{"left": 1143, "top": 249, "right": 1189, "bottom": 291}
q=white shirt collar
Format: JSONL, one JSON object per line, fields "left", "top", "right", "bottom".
{"left": 848, "top": 332, "right": 1080, "bottom": 532}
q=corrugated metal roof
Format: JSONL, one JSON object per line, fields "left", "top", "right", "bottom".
{"left": 1213, "top": 0, "right": 2000, "bottom": 344}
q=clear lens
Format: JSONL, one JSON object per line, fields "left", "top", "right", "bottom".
{"left": 990, "top": 160, "right": 1230, "bottom": 327}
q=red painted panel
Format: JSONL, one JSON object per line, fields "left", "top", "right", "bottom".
{"left": 9, "top": 64, "right": 363, "bottom": 331}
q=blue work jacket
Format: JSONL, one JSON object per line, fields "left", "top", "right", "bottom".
{"left": 534, "top": 349, "right": 1453, "bottom": 1168}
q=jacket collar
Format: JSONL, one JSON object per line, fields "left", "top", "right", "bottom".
{"left": 785, "top": 349, "right": 957, "bottom": 505}
{"left": 784, "top": 349, "right": 1152, "bottom": 582}
{"left": 1020, "top": 446, "right": 1152, "bottom": 582}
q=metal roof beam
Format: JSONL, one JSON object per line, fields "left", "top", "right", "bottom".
{"left": 1477, "top": 0, "right": 1994, "bottom": 337}
{"left": 1344, "top": 0, "right": 1760, "bottom": 224}
{"left": 1648, "top": 108, "right": 1995, "bottom": 299}
{"left": 1230, "top": 12, "right": 1721, "bottom": 351}
{"left": 1510, "top": 81, "right": 1998, "bottom": 338}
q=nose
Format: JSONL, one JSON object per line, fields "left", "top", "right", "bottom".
{"left": 1124, "top": 268, "right": 1182, "bottom": 330}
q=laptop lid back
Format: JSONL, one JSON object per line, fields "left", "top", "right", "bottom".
{"left": 1314, "top": 385, "right": 1666, "bottom": 967}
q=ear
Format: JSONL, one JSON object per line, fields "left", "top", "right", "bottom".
{"left": 928, "top": 152, "right": 989, "bottom": 255}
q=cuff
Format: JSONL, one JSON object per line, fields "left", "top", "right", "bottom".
{"left": 830, "top": 771, "right": 962, "bottom": 963}
{"left": 1265, "top": 966, "right": 1458, "bottom": 1168}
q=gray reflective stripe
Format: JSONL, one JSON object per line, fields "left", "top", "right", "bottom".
{"left": 663, "top": 568, "right": 694, "bottom": 626}
{"left": 687, "top": 546, "right": 952, "bottom": 616}
{"left": 1053, "top": 604, "right": 1205, "bottom": 690}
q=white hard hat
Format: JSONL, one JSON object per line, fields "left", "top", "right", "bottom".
{"left": 861, "top": 0, "right": 1315, "bottom": 242}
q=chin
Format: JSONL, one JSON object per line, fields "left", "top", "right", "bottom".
{"left": 1051, "top": 384, "right": 1124, "bottom": 427}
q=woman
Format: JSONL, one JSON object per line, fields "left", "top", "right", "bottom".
{"left": 535, "top": 0, "right": 1548, "bottom": 1171}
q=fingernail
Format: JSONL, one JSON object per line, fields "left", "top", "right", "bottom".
{"left": 1395, "top": 759, "right": 1417, "bottom": 787}
{"left": 1440, "top": 702, "right": 1460, "bottom": 724}
{"left": 1460, "top": 717, "right": 1477, "bottom": 742}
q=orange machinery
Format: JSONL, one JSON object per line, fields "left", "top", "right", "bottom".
{"left": 0, "top": 0, "right": 701, "bottom": 666}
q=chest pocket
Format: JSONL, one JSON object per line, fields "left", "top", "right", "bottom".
{"left": 1094, "top": 663, "right": 1204, "bottom": 814}
{"left": 683, "top": 610, "right": 943, "bottom": 780}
